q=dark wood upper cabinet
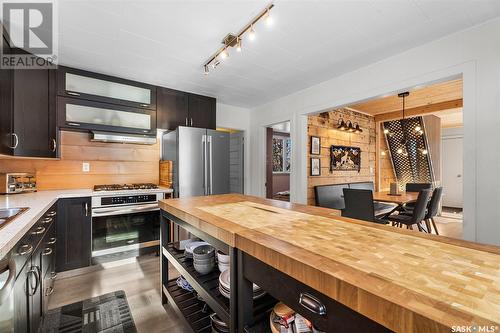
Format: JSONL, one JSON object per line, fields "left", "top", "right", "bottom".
{"left": 157, "top": 87, "right": 189, "bottom": 130}
{"left": 157, "top": 89, "right": 216, "bottom": 130}
{"left": 57, "top": 66, "right": 157, "bottom": 110}
{"left": 188, "top": 93, "right": 216, "bottom": 129}
{"left": 56, "top": 197, "right": 92, "bottom": 272}
{"left": 11, "top": 68, "right": 57, "bottom": 158}
{"left": 0, "top": 32, "right": 57, "bottom": 158}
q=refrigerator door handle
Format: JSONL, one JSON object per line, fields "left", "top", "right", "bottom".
{"left": 202, "top": 134, "right": 207, "bottom": 195}
{"left": 208, "top": 135, "right": 213, "bottom": 195}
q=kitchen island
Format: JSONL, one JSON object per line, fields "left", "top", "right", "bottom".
{"left": 159, "top": 194, "right": 500, "bottom": 333}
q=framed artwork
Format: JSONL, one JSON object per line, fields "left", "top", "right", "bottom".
{"left": 273, "top": 136, "right": 291, "bottom": 173}
{"left": 310, "top": 136, "right": 320, "bottom": 155}
{"left": 310, "top": 157, "right": 321, "bottom": 176}
{"left": 330, "top": 146, "right": 361, "bottom": 172}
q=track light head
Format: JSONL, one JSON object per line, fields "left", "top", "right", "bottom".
{"left": 220, "top": 48, "right": 229, "bottom": 59}
{"left": 265, "top": 9, "right": 273, "bottom": 26}
{"left": 249, "top": 24, "right": 256, "bottom": 41}
{"left": 204, "top": 65, "right": 209, "bottom": 75}
{"left": 236, "top": 38, "right": 242, "bottom": 52}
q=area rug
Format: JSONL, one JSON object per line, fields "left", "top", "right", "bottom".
{"left": 40, "top": 290, "right": 137, "bottom": 333}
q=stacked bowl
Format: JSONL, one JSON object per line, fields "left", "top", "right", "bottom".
{"left": 193, "top": 244, "right": 215, "bottom": 275}
{"left": 217, "top": 250, "right": 230, "bottom": 272}
{"left": 218, "top": 269, "right": 266, "bottom": 299}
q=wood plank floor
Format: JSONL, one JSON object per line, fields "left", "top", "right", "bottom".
{"left": 49, "top": 255, "right": 189, "bottom": 333}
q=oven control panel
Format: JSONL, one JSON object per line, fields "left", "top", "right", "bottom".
{"left": 101, "top": 194, "right": 157, "bottom": 206}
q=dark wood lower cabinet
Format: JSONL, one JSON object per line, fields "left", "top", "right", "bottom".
{"left": 13, "top": 262, "right": 30, "bottom": 333}
{"left": 56, "top": 197, "right": 91, "bottom": 272}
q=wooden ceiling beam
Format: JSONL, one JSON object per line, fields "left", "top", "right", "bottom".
{"left": 374, "top": 98, "right": 463, "bottom": 123}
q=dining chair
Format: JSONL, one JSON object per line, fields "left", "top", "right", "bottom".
{"left": 402, "top": 183, "right": 432, "bottom": 212}
{"left": 386, "top": 189, "right": 432, "bottom": 231}
{"left": 423, "top": 187, "right": 443, "bottom": 235}
{"left": 341, "top": 189, "right": 387, "bottom": 224}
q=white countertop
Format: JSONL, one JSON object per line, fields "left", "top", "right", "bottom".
{"left": 0, "top": 187, "right": 173, "bottom": 258}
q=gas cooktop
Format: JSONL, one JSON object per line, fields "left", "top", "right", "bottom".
{"left": 93, "top": 183, "right": 159, "bottom": 192}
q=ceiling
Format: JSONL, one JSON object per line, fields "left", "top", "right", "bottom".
{"left": 350, "top": 79, "right": 463, "bottom": 115}
{"left": 57, "top": 1, "right": 500, "bottom": 108}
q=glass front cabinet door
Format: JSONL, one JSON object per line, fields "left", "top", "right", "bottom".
{"left": 57, "top": 67, "right": 156, "bottom": 110}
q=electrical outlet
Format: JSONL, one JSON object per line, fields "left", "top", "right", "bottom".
{"left": 82, "top": 162, "right": 90, "bottom": 172}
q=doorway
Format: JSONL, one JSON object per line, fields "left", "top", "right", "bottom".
{"left": 265, "top": 121, "right": 291, "bottom": 201}
{"left": 441, "top": 129, "right": 463, "bottom": 212}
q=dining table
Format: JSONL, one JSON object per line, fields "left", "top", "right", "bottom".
{"left": 372, "top": 190, "right": 419, "bottom": 205}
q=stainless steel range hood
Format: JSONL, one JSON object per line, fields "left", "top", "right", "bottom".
{"left": 91, "top": 131, "right": 157, "bottom": 145}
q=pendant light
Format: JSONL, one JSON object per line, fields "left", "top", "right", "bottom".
{"left": 397, "top": 92, "right": 410, "bottom": 154}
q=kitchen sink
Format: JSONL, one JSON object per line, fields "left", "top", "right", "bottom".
{"left": 0, "top": 207, "right": 29, "bottom": 229}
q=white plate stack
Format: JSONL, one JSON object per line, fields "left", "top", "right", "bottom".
{"left": 218, "top": 269, "right": 266, "bottom": 299}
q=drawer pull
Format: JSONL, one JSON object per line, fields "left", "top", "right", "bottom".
{"left": 42, "top": 248, "right": 53, "bottom": 256}
{"left": 66, "top": 91, "right": 81, "bottom": 96}
{"left": 46, "top": 237, "right": 57, "bottom": 245}
{"left": 18, "top": 244, "right": 33, "bottom": 256}
{"left": 47, "top": 211, "right": 57, "bottom": 217}
{"left": 42, "top": 217, "right": 52, "bottom": 224}
{"left": 299, "top": 292, "right": 327, "bottom": 316}
{"left": 32, "top": 226, "right": 45, "bottom": 235}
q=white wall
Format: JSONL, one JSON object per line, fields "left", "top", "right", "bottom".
{"left": 247, "top": 17, "right": 500, "bottom": 246}
{"left": 216, "top": 103, "right": 251, "bottom": 195}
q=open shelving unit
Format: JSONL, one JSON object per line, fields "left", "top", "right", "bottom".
{"left": 161, "top": 211, "right": 277, "bottom": 333}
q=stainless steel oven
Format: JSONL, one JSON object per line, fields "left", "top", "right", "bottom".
{"left": 91, "top": 192, "right": 163, "bottom": 264}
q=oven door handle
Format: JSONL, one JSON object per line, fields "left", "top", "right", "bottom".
{"left": 92, "top": 204, "right": 159, "bottom": 217}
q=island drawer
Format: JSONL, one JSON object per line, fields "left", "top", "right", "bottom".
{"left": 241, "top": 253, "right": 393, "bottom": 333}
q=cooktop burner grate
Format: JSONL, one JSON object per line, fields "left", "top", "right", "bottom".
{"left": 93, "top": 183, "right": 159, "bottom": 191}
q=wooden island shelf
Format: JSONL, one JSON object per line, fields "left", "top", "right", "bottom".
{"left": 160, "top": 194, "right": 500, "bottom": 333}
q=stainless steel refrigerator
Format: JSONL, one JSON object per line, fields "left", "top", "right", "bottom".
{"left": 162, "top": 126, "right": 230, "bottom": 198}
{"left": 162, "top": 127, "right": 231, "bottom": 242}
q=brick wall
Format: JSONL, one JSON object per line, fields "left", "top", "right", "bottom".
{"left": 307, "top": 108, "right": 377, "bottom": 206}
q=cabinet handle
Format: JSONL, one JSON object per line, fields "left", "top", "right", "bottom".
{"left": 141, "top": 103, "right": 149, "bottom": 107}
{"left": 67, "top": 122, "right": 80, "bottom": 127}
{"left": 185, "top": 117, "right": 188, "bottom": 126}
{"left": 45, "top": 286, "right": 54, "bottom": 296}
{"left": 299, "top": 292, "right": 327, "bottom": 316}
{"left": 18, "top": 244, "right": 33, "bottom": 256}
{"left": 42, "top": 217, "right": 52, "bottom": 224}
{"left": 66, "top": 91, "right": 81, "bottom": 96}
{"left": 27, "top": 267, "right": 40, "bottom": 296}
{"left": 51, "top": 271, "right": 57, "bottom": 279}
{"left": 51, "top": 138, "right": 57, "bottom": 152}
{"left": 84, "top": 202, "right": 89, "bottom": 216}
{"left": 190, "top": 118, "right": 193, "bottom": 126}
{"left": 47, "top": 211, "right": 57, "bottom": 217}
{"left": 31, "top": 226, "right": 46, "bottom": 235}
{"left": 42, "top": 247, "right": 53, "bottom": 256}
{"left": 46, "top": 237, "right": 57, "bottom": 245}
{"left": 8, "top": 133, "right": 18, "bottom": 149}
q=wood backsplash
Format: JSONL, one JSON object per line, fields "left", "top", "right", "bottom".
{"left": 0, "top": 131, "right": 160, "bottom": 190}
{"left": 307, "top": 108, "right": 376, "bottom": 206}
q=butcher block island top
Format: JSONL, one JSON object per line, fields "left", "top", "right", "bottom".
{"left": 159, "top": 194, "right": 500, "bottom": 333}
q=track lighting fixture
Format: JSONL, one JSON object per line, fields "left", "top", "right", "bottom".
{"left": 202, "top": 4, "right": 274, "bottom": 74}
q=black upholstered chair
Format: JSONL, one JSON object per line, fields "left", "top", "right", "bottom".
{"left": 424, "top": 187, "right": 443, "bottom": 235}
{"left": 387, "top": 189, "right": 432, "bottom": 231}
{"left": 405, "top": 183, "right": 432, "bottom": 192}
{"left": 403, "top": 183, "right": 432, "bottom": 211}
{"left": 341, "top": 189, "right": 387, "bottom": 224}
{"left": 314, "top": 184, "right": 349, "bottom": 210}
